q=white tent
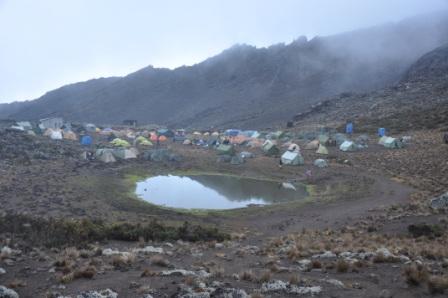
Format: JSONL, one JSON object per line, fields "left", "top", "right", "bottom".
{"left": 281, "top": 151, "right": 304, "bottom": 165}
{"left": 339, "top": 141, "right": 356, "bottom": 152}
{"left": 50, "top": 130, "right": 63, "bottom": 140}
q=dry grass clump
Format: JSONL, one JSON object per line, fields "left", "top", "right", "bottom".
{"left": 404, "top": 264, "right": 429, "bottom": 286}
{"left": 141, "top": 268, "right": 157, "bottom": 277}
{"left": 289, "top": 274, "right": 301, "bottom": 285}
{"left": 286, "top": 247, "right": 300, "bottom": 261}
{"left": 150, "top": 255, "right": 170, "bottom": 267}
{"left": 427, "top": 275, "right": 448, "bottom": 294}
{"left": 258, "top": 271, "right": 272, "bottom": 283}
{"left": 73, "top": 265, "right": 96, "bottom": 279}
{"left": 373, "top": 253, "right": 400, "bottom": 263}
{"left": 211, "top": 266, "right": 225, "bottom": 278}
{"left": 8, "top": 279, "right": 26, "bottom": 288}
{"left": 239, "top": 270, "right": 255, "bottom": 282}
{"left": 111, "top": 253, "right": 136, "bottom": 268}
{"left": 311, "top": 259, "right": 322, "bottom": 269}
{"left": 336, "top": 259, "right": 350, "bottom": 273}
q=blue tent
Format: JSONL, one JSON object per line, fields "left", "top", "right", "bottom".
{"left": 346, "top": 123, "right": 353, "bottom": 134}
{"left": 378, "top": 128, "right": 386, "bottom": 137}
{"left": 225, "top": 129, "right": 240, "bottom": 137}
{"left": 81, "top": 135, "right": 93, "bottom": 146}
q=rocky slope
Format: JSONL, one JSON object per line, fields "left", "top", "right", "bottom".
{"left": 1, "top": 12, "right": 448, "bottom": 128}
{"left": 294, "top": 43, "right": 448, "bottom": 133}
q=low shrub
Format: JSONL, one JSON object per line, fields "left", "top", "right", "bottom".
{"left": 0, "top": 214, "right": 229, "bottom": 247}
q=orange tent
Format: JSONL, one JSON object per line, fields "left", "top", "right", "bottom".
{"left": 158, "top": 135, "right": 167, "bottom": 142}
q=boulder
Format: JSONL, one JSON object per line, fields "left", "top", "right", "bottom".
{"left": 239, "top": 151, "right": 255, "bottom": 159}
{"left": 0, "top": 286, "right": 19, "bottom": 298}
{"left": 76, "top": 289, "right": 118, "bottom": 298}
{"left": 430, "top": 192, "right": 448, "bottom": 209}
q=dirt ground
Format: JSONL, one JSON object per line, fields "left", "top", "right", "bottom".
{"left": 1, "top": 129, "right": 448, "bottom": 297}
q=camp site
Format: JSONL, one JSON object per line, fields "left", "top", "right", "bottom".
{"left": 1, "top": 2, "right": 448, "bottom": 297}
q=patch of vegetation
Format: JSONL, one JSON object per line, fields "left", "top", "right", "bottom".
{"left": 0, "top": 214, "right": 229, "bottom": 247}
{"left": 408, "top": 223, "right": 444, "bottom": 238}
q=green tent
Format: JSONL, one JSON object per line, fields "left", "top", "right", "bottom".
{"left": 262, "top": 141, "right": 280, "bottom": 156}
{"left": 216, "top": 144, "right": 235, "bottom": 155}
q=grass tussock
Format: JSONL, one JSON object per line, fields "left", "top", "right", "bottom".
{"left": 336, "top": 259, "right": 350, "bottom": 273}
{"left": 0, "top": 214, "right": 229, "bottom": 247}
{"left": 427, "top": 275, "right": 448, "bottom": 294}
{"left": 239, "top": 270, "right": 255, "bottom": 282}
{"left": 150, "top": 255, "right": 170, "bottom": 267}
{"left": 404, "top": 264, "right": 429, "bottom": 286}
{"left": 259, "top": 271, "right": 272, "bottom": 283}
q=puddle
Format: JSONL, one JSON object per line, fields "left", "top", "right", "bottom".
{"left": 135, "top": 174, "right": 308, "bottom": 210}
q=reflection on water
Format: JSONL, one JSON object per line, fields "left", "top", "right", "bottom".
{"left": 136, "top": 174, "right": 307, "bottom": 210}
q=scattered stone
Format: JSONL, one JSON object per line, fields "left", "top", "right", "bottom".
{"left": 261, "top": 280, "right": 322, "bottom": 295}
{"left": 312, "top": 251, "right": 336, "bottom": 259}
{"left": 379, "top": 289, "right": 393, "bottom": 298}
{"left": 297, "top": 259, "right": 312, "bottom": 271}
{"left": 323, "top": 278, "right": 345, "bottom": 288}
{"left": 161, "top": 269, "right": 210, "bottom": 278}
{"left": 76, "top": 289, "right": 118, "bottom": 298}
{"left": 0, "top": 286, "right": 19, "bottom": 298}
{"left": 133, "top": 246, "right": 164, "bottom": 254}
{"left": 0, "top": 268, "right": 5, "bottom": 275}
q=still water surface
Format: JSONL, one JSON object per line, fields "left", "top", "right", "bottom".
{"left": 136, "top": 174, "right": 307, "bottom": 209}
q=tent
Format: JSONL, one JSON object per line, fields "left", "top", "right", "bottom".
{"left": 63, "top": 131, "right": 77, "bottom": 141}
{"left": 318, "top": 134, "right": 330, "bottom": 145}
{"left": 158, "top": 135, "right": 167, "bottom": 142}
{"left": 281, "top": 151, "right": 304, "bottom": 165}
{"left": 379, "top": 136, "right": 403, "bottom": 149}
{"left": 346, "top": 122, "right": 353, "bottom": 134}
{"left": 50, "top": 130, "right": 63, "bottom": 140}
{"left": 100, "top": 127, "right": 115, "bottom": 135}
{"left": 95, "top": 149, "right": 116, "bottom": 163}
{"left": 230, "top": 135, "right": 250, "bottom": 145}
{"left": 314, "top": 159, "right": 328, "bottom": 168}
{"left": 224, "top": 129, "right": 240, "bottom": 137}
{"left": 262, "top": 140, "right": 280, "bottom": 156}
{"left": 110, "top": 138, "right": 131, "bottom": 147}
{"left": 149, "top": 133, "right": 158, "bottom": 142}
{"left": 157, "top": 129, "right": 174, "bottom": 138}
{"left": 16, "top": 121, "right": 33, "bottom": 130}
{"left": 216, "top": 144, "right": 234, "bottom": 155}
{"left": 288, "top": 143, "right": 300, "bottom": 153}
{"left": 239, "top": 151, "right": 255, "bottom": 159}
{"left": 230, "top": 155, "right": 245, "bottom": 165}
{"left": 183, "top": 139, "right": 192, "bottom": 145}
{"left": 247, "top": 139, "right": 263, "bottom": 148}
{"left": 339, "top": 141, "right": 356, "bottom": 152}
{"left": 81, "top": 135, "right": 93, "bottom": 146}
{"left": 136, "top": 136, "right": 153, "bottom": 146}
{"left": 85, "top": 123, "right": 97, "bottom": 132}
{"left": 304, "top": 140, "right": 320, "bottom": 150}
{"left": 113, "top": 148, "right": 137, "bottom": 159}
{"left": 334, "top": 133, "right": 348, "bottom": 146}
{"left": 316, "top": 144, "right": 329, "bottom": 155}
{"left": 211, "top": 131, "right": 220, "bottom": 137}
{"left": 267, "top": 131, "right": 284, "bottom": 140}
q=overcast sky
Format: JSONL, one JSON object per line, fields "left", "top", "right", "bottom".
{"left": 0, "top": 0, "right": 447, "bottom": 103}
